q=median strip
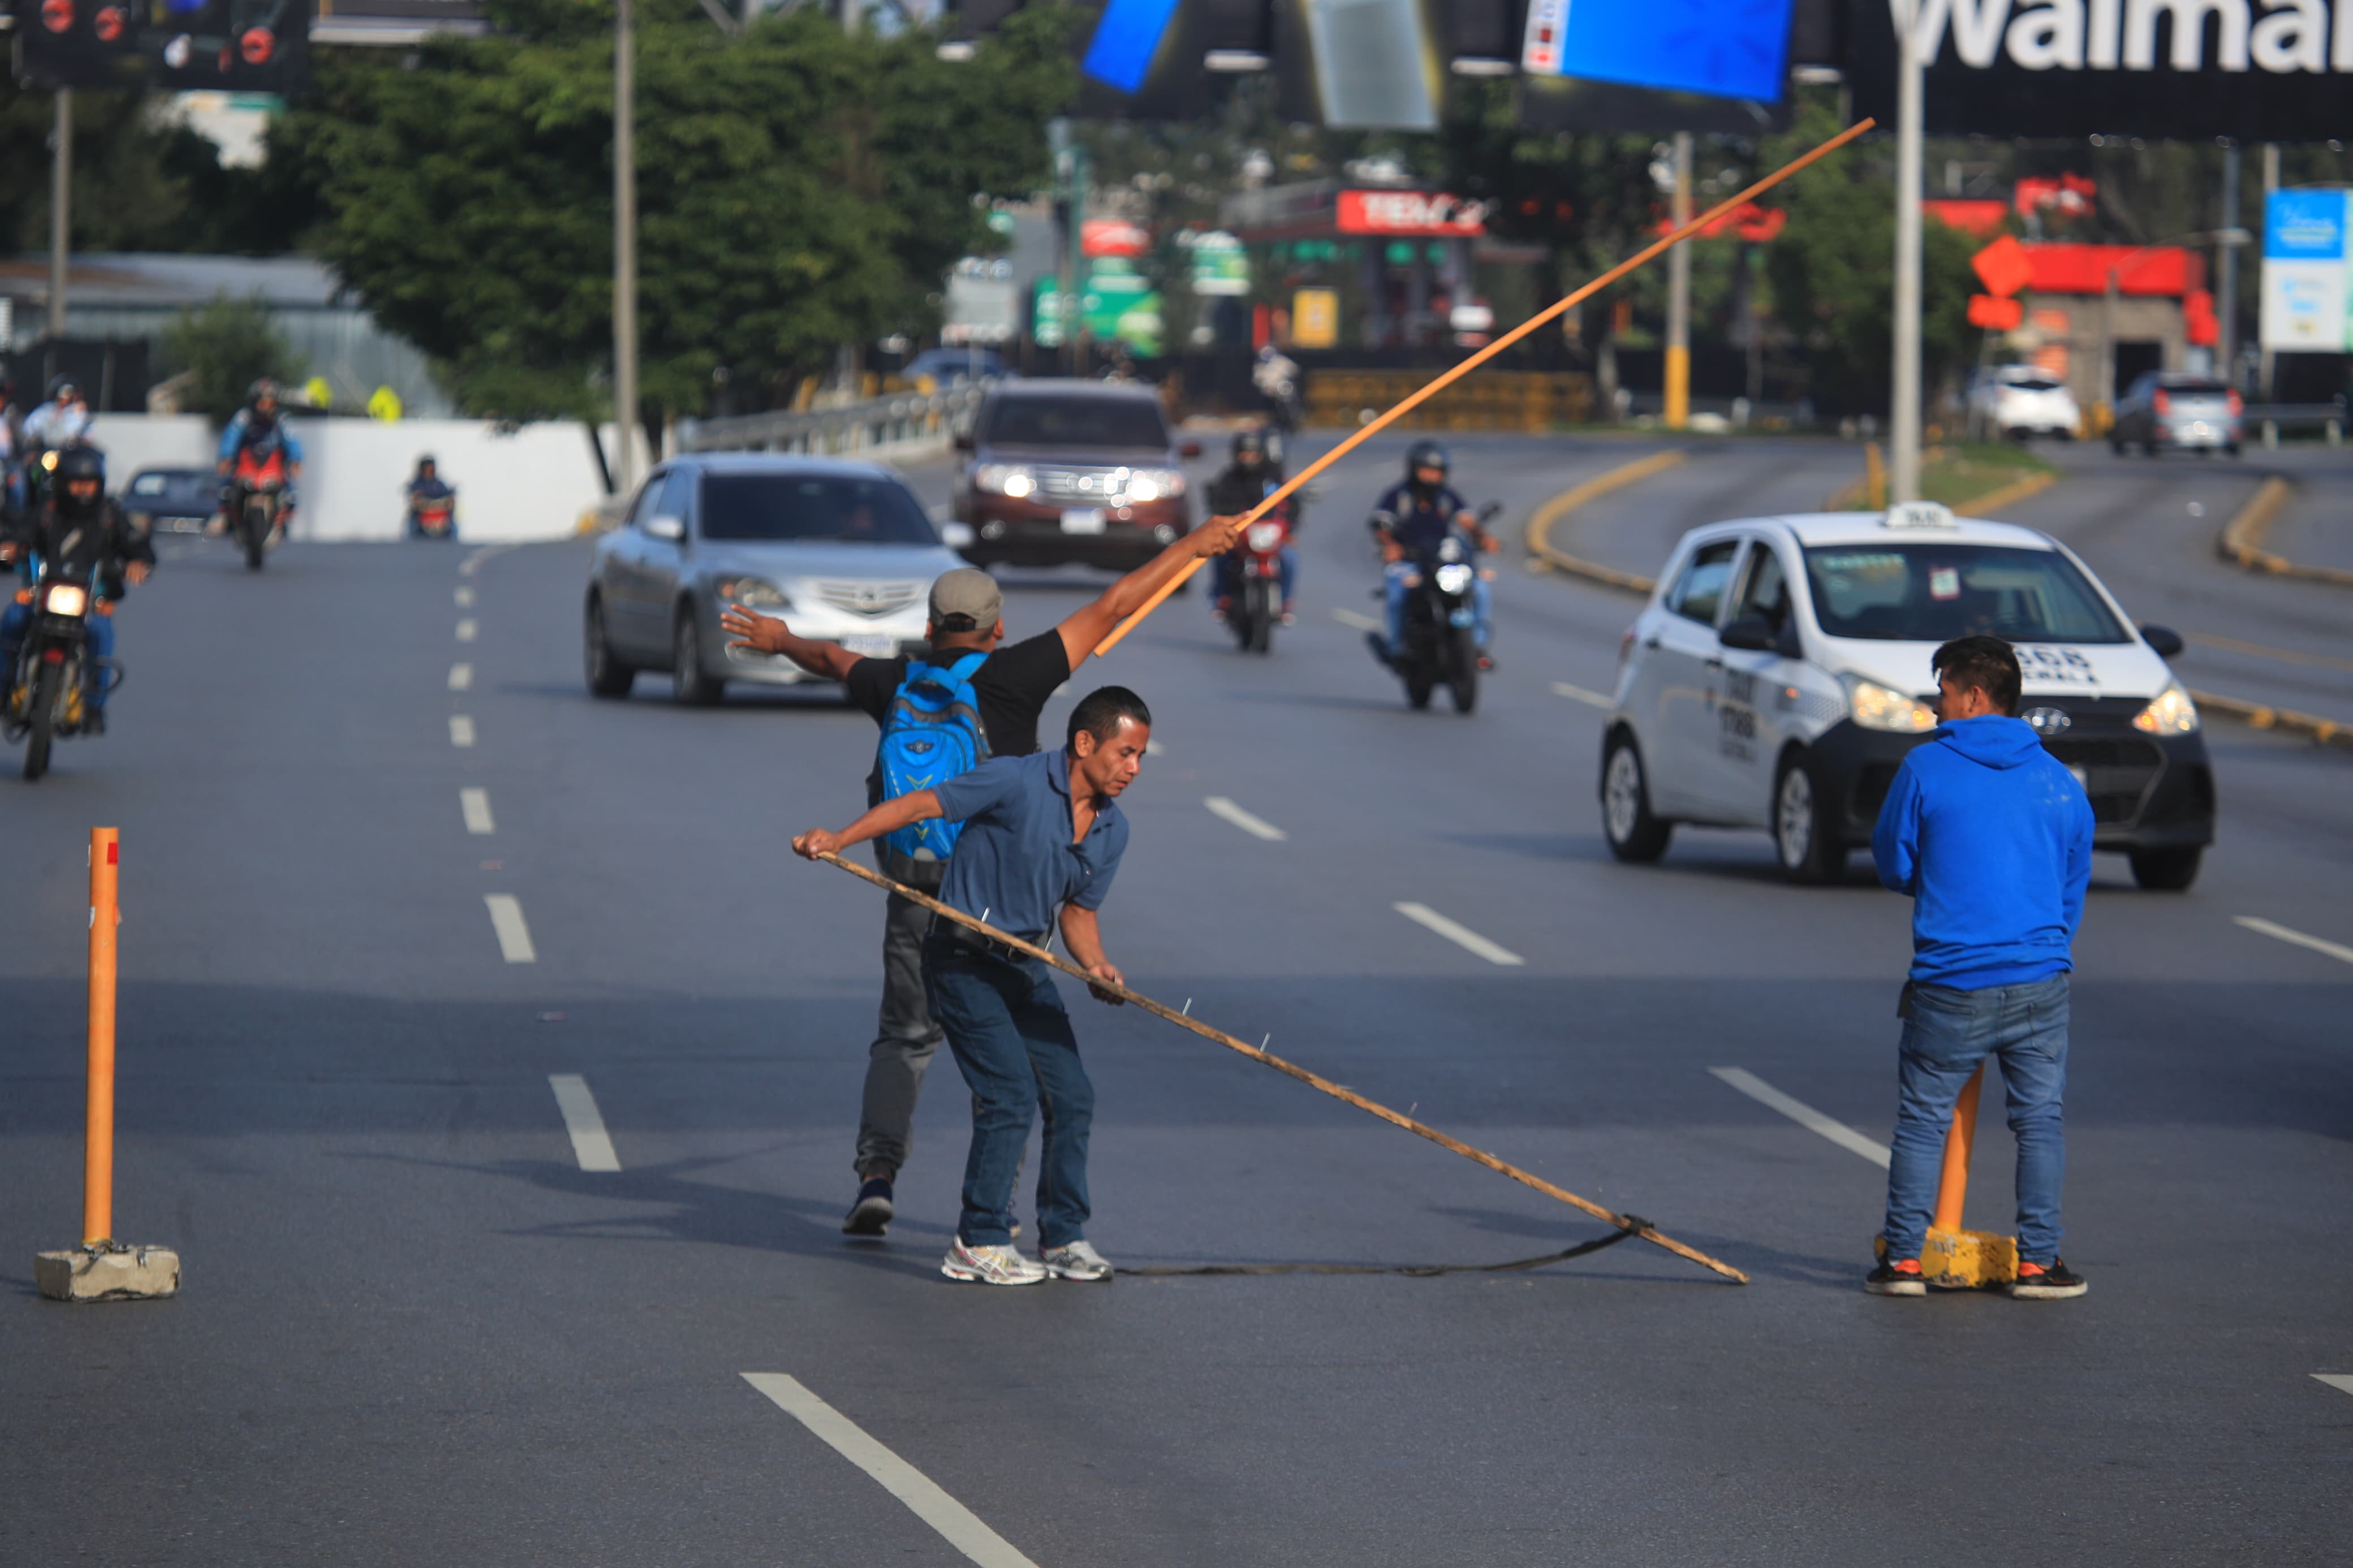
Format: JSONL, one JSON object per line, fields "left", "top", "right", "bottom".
{"left": 2188, "top": 690, "right": 2351, "bottom": 750}
{"left": 1522, "top": 448, "right": 1684, "bottom": 593}
{"left": 2213, "top": 475, "right": 2353, "bottom": 587}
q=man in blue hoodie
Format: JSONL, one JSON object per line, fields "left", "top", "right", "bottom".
{"left": 1867, "top": 635, "right": 2094, "bottom": 1301}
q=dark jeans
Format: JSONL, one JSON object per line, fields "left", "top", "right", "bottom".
{"left": 854, "top": 888, "right": 945, "bottom": 1178}
{"left": 923, "top": 940, "right": 1094, "bottom": 1250}
{"left": 1884, "top": 972, "right": 2071, "bottom": 1264}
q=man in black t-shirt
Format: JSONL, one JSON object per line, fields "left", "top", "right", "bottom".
{"left": 720, "top": 520, "right": 1241, "bottom": 1237}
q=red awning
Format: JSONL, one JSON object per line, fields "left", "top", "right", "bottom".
{"left": 2022, "top": 244, "right": 2205, "bottom": 297}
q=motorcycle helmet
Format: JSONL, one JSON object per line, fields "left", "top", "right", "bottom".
{"left": 47, "top": 373, "right": 81, "bottom": 402}
{"left": 1404, "top": 439, "right": 1450, "bottom": 485}
{"left": 55, "top": 444, "right": 105, "bottom": 508}
{"left": 1231, "top": 429, "right": 1266, "bottom": 463}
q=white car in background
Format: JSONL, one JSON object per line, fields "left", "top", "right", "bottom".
{"left": 1970, "top": 365, "right": 2081, "bottom": 441}
{"left": 1598, "top": 502, "right": 2216, "bottom": 889}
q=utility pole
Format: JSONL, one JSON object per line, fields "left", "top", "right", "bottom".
{"left": 1665, "top": 131, "right": 1692, "bottom": 430}
{"left": 2258, "top": 143, "right": 2278, "bottom": 398}
{"left": 48, "top": 90, "right": 71, "bottom": 352}
{"left": 613, "top": 0, "right": 638, "bottom": 496}
{"left": 1890, "top": 0, "right": 1925, "bottom": 502}
{"left": 2217, "top": 142, "right": 2241, "bottom": 385}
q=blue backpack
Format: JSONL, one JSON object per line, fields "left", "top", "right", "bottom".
{"left": 876, "top": 651, "right": 990, "bottom": 867}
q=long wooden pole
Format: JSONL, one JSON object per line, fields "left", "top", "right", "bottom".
{"left": 1089, "top": 117, "right": 1877, "bottom": 660}
{"left": 816, "top": 850, "right": 1748, "bottom": 1284}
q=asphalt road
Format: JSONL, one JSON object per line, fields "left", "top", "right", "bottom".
{"left": 3, "top": 433, "right": 2348, "bottom": 1566}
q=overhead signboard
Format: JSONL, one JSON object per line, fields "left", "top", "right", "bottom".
{"left": 1272, "top": 0, "right": 1441, "bottom": 129}
{"left": 1843, "top": 0, "right": 2353, "bottom": 140}
{"left": 1521, "top": 0, "right": 1795, "bottom": 101}
{"left": 2260, "top": 189, "right": 2353, "bottom": 352}
{"left": 16, "top": 0, "right": 314, "bottom": 93}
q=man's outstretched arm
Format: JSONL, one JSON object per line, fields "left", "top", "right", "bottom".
{"left": 721, "top": 606, "right": 864, "bottom": 682}
{"left": 792, "top": 790, "right": 943, "bottom": 861}
{"left": 1055, "top": 514, "right": 1246, "bottom": 667}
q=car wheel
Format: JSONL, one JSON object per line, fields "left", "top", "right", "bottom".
{"left": 2128, "top": 845, "right": 2202, "bottom": 891}
{"left": 584, "top": 594, "right": 635, "bottom": 698}
{"left": 671, "top": 607, "right": 723, "bottom": 706}
{"left": 1601, "top": 732, "right": 1672, "bottom": 862}
{"left": 1773, "top": 751, "right": 1846, "bottom": 884}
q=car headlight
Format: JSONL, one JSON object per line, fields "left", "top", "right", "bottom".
{"left": 2132, "top": 679, "right": 2200, "bottom": 735}
{"left": 44, "top": 582, "right": 88, "bottom": 617}
{"left": 975, "top": 464, "right": 1035, "bottom": 498}
{"left": 1124, "top": 468, "right": 1185, "bottom": 504}
{"left": 716, "top": 577, "right": 790, "bottom": 610}
{"left": 1434, "top": 563, "right": 1474, "bottom": 595}
{"left": 1844, "top": 673, "right": 1937, "bottom": 733}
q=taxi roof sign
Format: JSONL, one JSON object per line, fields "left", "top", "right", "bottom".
{"left": 1884, "top": 500, "right": 1959, "bottom": 530}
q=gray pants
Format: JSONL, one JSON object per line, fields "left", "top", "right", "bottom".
{"left": 855, "top": 887, "right": 943, "bottom": 1178}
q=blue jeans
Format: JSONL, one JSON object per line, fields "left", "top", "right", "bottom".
{"left": 0, "top": 601, "right": 115, "bottom": 709}
{"left": 923, "top": 941, "right": 1094, "bottom": 1250}
{"left": 1884, "top": 973, "right": 2070, "bottom": 1264}
{"left": 1384, "top": 562, "right": 1492, "bottom": 655}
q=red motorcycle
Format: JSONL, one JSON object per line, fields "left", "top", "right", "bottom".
{"left": 229, "top": 447, "right": 288, "bottom": 572}
{"left": 409, "top": 490, "right": 456, "bottom": 539}
{"left": 1228, "top": 502, "right": 1292, "bottom": 655}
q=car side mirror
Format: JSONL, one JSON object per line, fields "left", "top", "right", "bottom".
{"left": 937, "top": 520, "right": 976, "bottom": 550}
{"left": 644, "top": 513, "right": 686, "bottom": 542}
{"left": 1720, "top": 610, "right": 1777, "bottom": 652}
{"left": 1179, "top": 440, "right": 1204, "bottom": 459}
{"left": 2140, "top": 623, "right": 2184, "bottom": 659}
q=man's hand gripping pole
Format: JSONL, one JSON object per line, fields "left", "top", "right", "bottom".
{"left": 816, "top": 850, "right": 1749, "bottom": 1284}
{"left": 1088, "top": 116, "right": 1877, "bottom": 660}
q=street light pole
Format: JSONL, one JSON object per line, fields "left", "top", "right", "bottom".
{"left": 613, "top": 0, "right": 638, "bottom": 497}
{"left": 1890, "top": 0, "right": 1924, "bottom": 502}
{"left": 48, "top": 89, "right": 72, "bottom": 348}
{"left": 2218, "top": 142, "right": 2240, "bottom": 383}
{"left": 1665, "top": 131, "right": 1692, "bottom": 430}
{"left": 2259, "top": 143, "right": 2278, "bottom": 397}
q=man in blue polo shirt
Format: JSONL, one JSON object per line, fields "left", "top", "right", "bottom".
{"left": 792, "top": 686, "right": 1150, "bottom": 1287}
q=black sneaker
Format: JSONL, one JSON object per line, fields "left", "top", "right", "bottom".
{"left": 842, "top": 1176, "right": 894, "bottom": 1237}
{"left": 2009, "top": 1258, "right": 2088, "bottom": 1299}
{"left": 1865, "top": 1258, "right": 1927, "bottom": 1297}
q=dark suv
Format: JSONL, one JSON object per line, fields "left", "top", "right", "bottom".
{"left": 952, "top": 379, "right": 1199, "bottom": 570}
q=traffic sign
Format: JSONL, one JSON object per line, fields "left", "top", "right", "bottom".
{"left": 1971, "top": 234, "right": 2033, "bottom": 299}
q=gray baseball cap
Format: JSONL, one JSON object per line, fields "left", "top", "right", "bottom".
{"left": 928, "top": 568, "right": 1003, "bottom": 630}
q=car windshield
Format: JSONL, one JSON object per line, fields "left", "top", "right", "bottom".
{"left": 1802, "top": 543, "right": 2130, "bottom": 643}
{"left": 699, "top": 473, "right": 938, "bottom": 544}
{"left": 2003, "top": 377, "right": 2062, "bottom": 392}
{"left": 2162, "top": 381, "right": 2231, "bottom": 400}
{"left": 982, "top": 396, "right": 1167, "bottom": 448}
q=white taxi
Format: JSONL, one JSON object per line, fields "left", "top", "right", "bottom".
{"left": 1598, "top": 502, "right": 2216, "bottom": 889}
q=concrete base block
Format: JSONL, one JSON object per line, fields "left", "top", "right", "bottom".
{"left": 36, "top": 1245, "right": 182, "bottom": 1302}
{"left": 1873, "top": 1228, "right": 2019, "bottom": 1289}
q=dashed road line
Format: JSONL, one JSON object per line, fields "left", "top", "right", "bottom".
{"left": 1552, "top": 681, "right": 1613, "bottom": 708}
{"left": 2314, "top": 1374, "right": 2353, "bottom": 1397}
{"left": 548, "top": 1074, "right": 620, "bottom": 1172}
{"left": 1331, "top": 607, "right": 1382, "bottom": 633}
{"left": 484, "top": 893, "right": 536, "bottom": 962}
{"left": 1204, "top": 796, "right": 1287, "bottom": 841}
{"left": 449, "top": 715, "right": 476, "bottom": 748}
{"left": 455, "top": 585, "right": 476, "bottom": 608}
{"left": 456, "top": 618, "right": 479, "bottom": 642}
{"left": 460, "top": 787, "right": 495, "bottom": 835}
{"left": 2234, "top": 915, "right": 2353, "bottom": 967}
{"left": 741, "top": 1374, "right": 1040, "bottom": 1568}
{"left": 1392, "top": 902, "right": 1524, "bottom": 966}
{"left": 1709, "top": 1067, "right": 1891, "bottom": 1168}
{"left": 449, "top": 662, "right": 473, "bottom": 692}
{"left": 459, "top": 543, "right": 521, "bottom": 577}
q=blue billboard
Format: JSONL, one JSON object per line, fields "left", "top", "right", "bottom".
{"left": 1521, "top": 0, "right": 1795, "bottom": 103}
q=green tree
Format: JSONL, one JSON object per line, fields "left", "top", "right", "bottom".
{"left": 290, "top": 0, "right": 1075, "bottom": 424}
{"left": 158, "top": 292, "right": 305, "bottom": 423}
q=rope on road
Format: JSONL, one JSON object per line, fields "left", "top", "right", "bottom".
{"left": 816, "top": 851, "right": 1750, "bottom": 1285}
{"left": 1126, "top": 1223, "right": 1644, "bottom": 1278}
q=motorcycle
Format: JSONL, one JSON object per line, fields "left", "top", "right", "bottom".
{"left": 1382, "top": 502, "right": 1501, "bottom": 715}
{"left": 1229, "top": 504, "right": 1292, "bottom": 654}
{"left": 409, "top": 490, "right": 457, "bottom": 540}
{"left": 1253, "top": 352, "right": 1303, "bottom": 434}
{"left": 230, "top": 447, "right": 288, "bottom": 571}
{"left": 4, "top": 556, "right": 114, "bottom": 781}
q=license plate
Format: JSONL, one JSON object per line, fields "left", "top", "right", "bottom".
{"left": 1059, "top": 509, "right": 1107, "bottom": 534}
{"left": 842, "top": 634, "right": 898, "bottom": 657}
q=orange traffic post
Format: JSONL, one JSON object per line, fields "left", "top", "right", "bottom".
{"left": 1918, "top": 1061, "right": 2018, "bottom": 1288}
{"left": 36, "top": 828, "right": 180, "bottom": 1302}
{"left": 1929, "top": 1062, "right": 1983, "bottom": 1236}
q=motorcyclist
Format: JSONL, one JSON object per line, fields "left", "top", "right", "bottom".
{"left": 17, "top": 374, "right": 93, "bottom": 511}
{"left": 1208, "top": 427, "right": 1298, "bottom": 625}
{"left": 1367, "top": 439, "right": 1497, "bottom": 672}
{"left": 405, "top": 454, "right": 456, "bottom": 538}
{"left": 1252, "top": 343, "right": 1302, "bottom": 433}
{"left": 0, "top": 445, "right": 153, "bottom": 731}
{"left": 217, "top": 377, "right": 305, "bottom": 541}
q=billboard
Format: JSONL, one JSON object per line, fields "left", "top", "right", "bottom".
{"left": 1520, "top": 0, "right": 1795, "bottom": 101}
{"left": 1272, "top": 0, "right": 1442, "bottom": 129}
{"left": 1844, "top": 0, "right": 2353, "bottom": 141}
{"left": 2260, "top": 189, "right": 2353, "bottom": 352}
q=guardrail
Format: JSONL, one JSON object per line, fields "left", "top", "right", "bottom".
{"left": 2246, "top": 399, "right": 2346, "bottom": 448}
{"left": 676, "top": 385, "right": 984, "bottom": 460}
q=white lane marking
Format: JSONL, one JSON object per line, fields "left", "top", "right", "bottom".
{"left": 1552, "top": 681, "right": 1613, "bottom": 709}
{"left": 484, "top": 893, "right": 537, "bottom": 962}
{"left": 455, "top": 585, "right": 476, "bottom": 608}
{"left": 459, "top": 542, "right": 520, "bottom": 577}
{"left": 1709, "top": 1067, "right": 1891, "bottom": 1169}
{"left": 449, "top": 715, "right": 476, "bottom": 748}
{"left": 1331, "top": 607, "right": 1382, "bottom": 632}
{"left": 460, "top": 787, "right": 495, "bottom": 835}
{"left": 2234, "top": 915, "right": 2353, "bottom": 967}
{"left": 548, "top": 1073, "right": 620, "bottom": 1172}
{"left": 742, "top": 1374, "right": 1040, "bottom": 1568}
{"left": 456, "top": 618, "right": 479, "bottom": 642}
{"left": 449, "top": 662, "right": 473, "bottom": 692}
{"left": 1392, "top": 902, "right": 1524, "bottom": 966}
{"left": 1204, "top": 796, "right": 1287, "bottom": 841}
{"left": 2314, "top": 1374, "right": 2353, "bottom": 1397}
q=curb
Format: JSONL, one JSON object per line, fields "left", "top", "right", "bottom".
{"left": 1522, "top": 448, "right": 1684, "bottom": 594}
{"left": 2214, "top": 476, "right": 2353, "bottom": 588}
{"left": 1953, "top": 469, "right": 2058, "bottom": 517}
{"left": 2186, "top": 689, "right": 2353, "bottom": 750}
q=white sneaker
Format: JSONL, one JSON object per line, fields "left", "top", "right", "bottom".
{"left": 1042, "top": 1240, "right": 1114, "bottom": 1282}
{"left": 940, "top": 1238, "right": 1047, "bottom": 1286}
